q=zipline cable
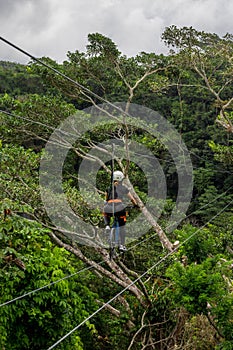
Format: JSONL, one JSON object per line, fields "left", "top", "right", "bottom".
{"left": 47, "top": 198, "right": 233, "bottom": 350}
{"left": 0, "top": 109, "right": 56, "bottom": 131}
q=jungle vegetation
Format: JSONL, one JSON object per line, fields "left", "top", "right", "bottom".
{"left": 0, "top": 26, "right": 233, "bottom": 350}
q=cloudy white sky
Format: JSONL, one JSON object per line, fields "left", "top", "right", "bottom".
{"left": 1, "top": 0, "right": 233, "bottom": 64}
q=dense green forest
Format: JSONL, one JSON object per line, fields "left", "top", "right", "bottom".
{"left": 0, "top": 26, "right": 233, "bottom": 350}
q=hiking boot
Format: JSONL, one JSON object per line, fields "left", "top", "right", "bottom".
{"left": 119, "top": 245, "right": 127, "bottom": 252}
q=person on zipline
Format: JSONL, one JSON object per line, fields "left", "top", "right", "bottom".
{"left": 103, "top": 170, "right": 138, "bottom": 251}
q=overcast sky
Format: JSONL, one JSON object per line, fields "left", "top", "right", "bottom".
{"left": 1, "top": 0, "right": 233, "bottom": 64}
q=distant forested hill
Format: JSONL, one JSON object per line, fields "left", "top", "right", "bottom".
{"left": 0, "top": 60, "right": 46, "bottom": 95}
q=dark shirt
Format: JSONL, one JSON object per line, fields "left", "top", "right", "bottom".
{"left": 107, "top": 183, "right": 129, "bottom": 201}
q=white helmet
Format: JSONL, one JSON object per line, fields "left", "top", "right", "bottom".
{"left": 113, "top": 170, "right": 124, "bottom": 182}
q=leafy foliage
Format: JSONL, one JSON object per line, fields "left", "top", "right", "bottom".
{"left": 0, "top": 27, "right": 233, "bottom": 349}
{"left": 0, "top": 200, "right": 99, "bottom": 349}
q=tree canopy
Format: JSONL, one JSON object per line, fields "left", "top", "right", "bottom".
{"left": 0, "top": 26, "right": 232, "bottom": 349}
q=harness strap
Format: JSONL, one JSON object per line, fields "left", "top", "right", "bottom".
{"left": 119, "top": 215, "right": 127, "bottom": 222}
{"left": 107, "top": 199, "right": 122, "bottom": 203}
